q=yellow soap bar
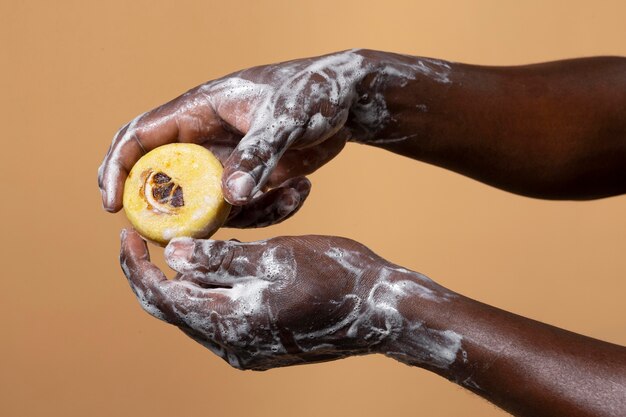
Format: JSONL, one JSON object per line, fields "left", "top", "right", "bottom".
{"left": 123, "top": 143, "right": 231, "bottom": 246}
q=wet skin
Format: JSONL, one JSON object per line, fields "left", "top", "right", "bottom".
{"left": 101, "top": 50, "right": 626, "bottom": 417}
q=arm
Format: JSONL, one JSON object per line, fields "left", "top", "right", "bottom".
{"left": 390, "top": 286, "right": 626, "bottom": 417}
{"left": 99, "top": 51, "right": 626, "bottom": 214}
{"left": 351, "top": 51, "right": 626, "bottom": 199}
{"left": 120, "top": 229, "right": 626, "bottom": 417}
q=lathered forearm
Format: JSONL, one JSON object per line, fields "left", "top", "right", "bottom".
{"left": 350, "top": 51, "right": 626, "bottom": 199}
{"left": 383, "top": 276, "right": 626, "bottom": 417}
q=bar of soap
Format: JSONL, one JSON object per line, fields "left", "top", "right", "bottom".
{"left": 123, "top": 143, "right": 231, "bottom": 246}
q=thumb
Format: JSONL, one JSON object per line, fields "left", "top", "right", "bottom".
{"left": 165, "top": 238, "right": 267, "bottom": 287}
{"left": 222, "top": 121, "right": 304, "bottom": 205}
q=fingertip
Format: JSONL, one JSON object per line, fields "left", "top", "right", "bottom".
{"left": 100, "top": 182, "right": 117, "bottom": 212}
{"left": 103, "top": 202, "right": 119, "bottom": 213}
{"left": 101, "top": 165, "right": 125, "bottom": 212}
{"left": 122, "top": 227, "right": 140, "bottom": 241}
{"left": 120, "top": 228, "right": 131, "bottom": 253}
{"left": 224, "top": 171, "right": 256, "bottom": 205}
{"left": 294, "top": 177, "right": 312, "bottom": 198}
{"left": 121, "top": 228, "right": 149, "bottom": 261}
{"left": 277, "top": 189, "right": 301, "bottom": 217}
{"left": 165, "top": 237, "right": 195, "bottom": 266}
{"left": 103, "top": 203, "right": 119, "bottom": 213}
{"left": 106, "top": 189, "right": 123, "bottom": 213}
{"left": 120, "top": 229, "right": 144, "bottom": 281}
{"left": 223, "top": 176, "right": 312, "bottom": 229}
{"left": 120, "top": 227, "right": 140, "bottom": 241}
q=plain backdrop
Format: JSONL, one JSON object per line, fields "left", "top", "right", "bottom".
{"left": 1, "top": 1, "right": 625, "bottom": 416}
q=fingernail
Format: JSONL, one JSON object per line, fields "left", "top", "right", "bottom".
{"left": 296, "top": 178, "right": 311, "bottom": 195}
{"left": 120, "top": 229, "right": 127, "bottom": 241}
{"left": 278, "top": 192, "right": 300, "bottom": 216}
{"left": 225, "top": 171, "right": 255, "bottom": 203}
{"left": 167, "top": 237, "right": 195, "bottom": 262}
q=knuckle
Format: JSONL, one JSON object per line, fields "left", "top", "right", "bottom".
{"left": 239, "top": 142, "right": 273, "bottom": 166}
{"left": 197, "top": 239, "right": 219, "bottom": 258}
{"left": 203, "top": 241, "right": 236, "bottom": 271}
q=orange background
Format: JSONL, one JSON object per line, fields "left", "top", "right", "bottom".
{"left": 2, "top": 1, "right": 625, "bottom": 416}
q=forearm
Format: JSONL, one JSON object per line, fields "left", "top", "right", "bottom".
{"left": 383, "top": 275, "right": 626, "bottom": 417}
{"left": 349, "top": 51, "right": 626, "bottom": 199}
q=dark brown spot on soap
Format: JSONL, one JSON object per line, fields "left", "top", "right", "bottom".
{"left": 153, "top": 172, "right": 172, "bottom": 184}
{"left": 171, "top": 186, "right": 185, "bottom": 207}
{"left": 152, "top": 182, "right": 174, "bottom": 203}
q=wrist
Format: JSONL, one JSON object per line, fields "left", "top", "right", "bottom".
{"left": 368, "top": 266, "right": 466, "bottom": 371}
{"left": 347, "top": 49, "right": 452, "bottom": 146}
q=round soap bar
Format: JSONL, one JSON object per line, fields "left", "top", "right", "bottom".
{"left": 123, "top": 143, "right": 231, "bottom": 246}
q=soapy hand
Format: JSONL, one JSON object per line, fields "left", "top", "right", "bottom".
{"left": 99, "top": 49, "right": 457, "bottom": 226}
{"left": 98, "top": 50, "right": 377, "bottom": 226}
{"left": 120, "top": 228, "right": 458, "bottom": 370}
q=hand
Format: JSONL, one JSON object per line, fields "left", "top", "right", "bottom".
{"left": 119, "top": 228, "right": 455, "bottom": 370}
{"left": 99, "top": 50, "right": 384, "bottom": 227}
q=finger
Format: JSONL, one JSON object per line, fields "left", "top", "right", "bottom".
{"left": 120, "top": 228, "right": 171, "bottom": 321}
{"left": 164, "top": 238, "right": 264, "bottom": 287}
{"left": 225, "top": 177, "right": 311, "bottom": 229}
{"left": 121, "top": 228, "right": 233, "bottom": 323}
{"left": 99, "top": 89, "right": 225, "bottom": 212}
{"left": 268, "top": 128, "right": 350, "bottom": 187}
{"left": 98, "top": 123, "right": 144, "bottom": 213}
{"left": 221, "top": 118, "right": 306, "bottom": 205}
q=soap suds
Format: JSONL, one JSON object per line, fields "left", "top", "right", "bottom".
{"left": 124, "top": 236, "right": 466, "bottom": 371}
{"left": 100, "top": 50, "right": 453, "bottom": 204}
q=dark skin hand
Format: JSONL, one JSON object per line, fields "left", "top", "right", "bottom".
{"left": 121, "top": 229, "right": 626, "bottom": 417}
{"left": 98, "top": 49, "right": 626, "bottom": 208}
{"left": 103, "top": 50, "right": 626, "bottom": 417}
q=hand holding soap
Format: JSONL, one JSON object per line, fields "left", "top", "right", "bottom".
{"left": 123, "top": 143, "right": 231, "bottom": 246}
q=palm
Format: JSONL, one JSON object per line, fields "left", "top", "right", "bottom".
{"left": 120, "top": 231, "right": 392, "bottom": 370}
